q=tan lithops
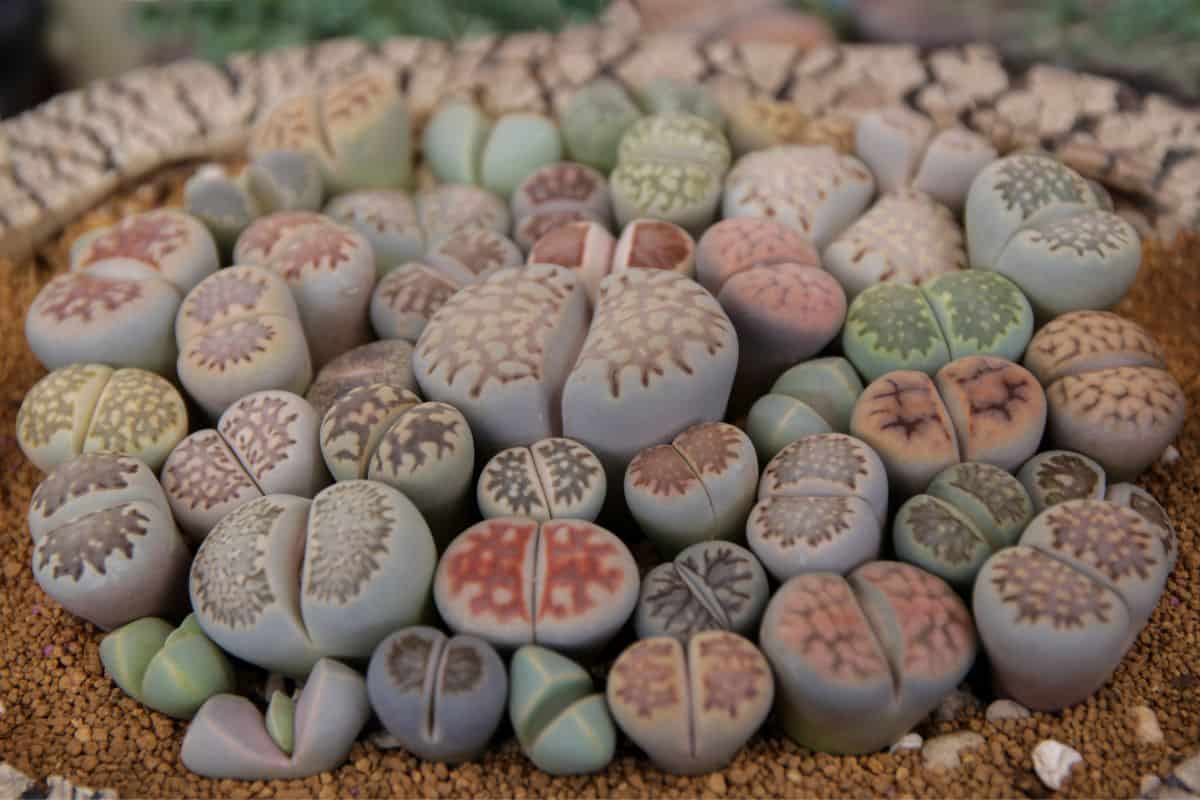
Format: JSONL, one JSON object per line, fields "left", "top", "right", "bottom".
{"left": 427, "top": 227, "right": 523, "bottom": 285}
{"left": 70, "top": 208, "right": 219, "bottom": 293}
{"left": 319, "top": 384, "right": 421, "bottom": 481}
{"left": 527, "top": 220, "right": 617, "bottom": 302}
{"left": 478, "top": 437, "right": 606, "bottom": 522}
{"left": 611, "top": 219, "right": 696, "bottom": 279}
{"left": 1023, "top": 310, "right": 1166, "bottom": 385}
{"left": 934, "top": 356, "right": 1046, "bottom": 472}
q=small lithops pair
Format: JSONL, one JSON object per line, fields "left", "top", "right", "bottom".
{"left": 305, "top": 338, "right": 419, "bottom": 418}
{"left": 608, "top": 631, "right": 773, "bottom": 774}
{"left": 761, "top": 561, "right": 976, "bottom": 754}
{"left": 695, "top": 217, "right": 846, "bottom": 399}
{"left": 747, "top": 433, "right": 888, "bottom": 582}
{"left": 624, "top": 422, "right": 758, "bottom": 557}
{"left": 478, "top": 437, "right": 605, "bottom": 522}
{"left": 190, "top": 484, "right": 437, "bottom": 677}
{"left": 610, "top": 112, "right": 732, "bottom": 235}
{"left": 27, "top": 453, "right": 191, "bottom": 630}
{"left": 250, "top": 71, "right": 411, "bottom": 193}
{"left": 182, "top": 658, "right": 370, "bottom": 779}
{"left": 423, "top": 101, "right": 563, "bottom": 197}
{"left": 746, "top": 357, "right": 865, "bottom": 463}
{"left": 966, "top": 153, "right": 1140, "bottom": 319}
{"left": 175, "top": 265, "right": 312, "bottom": 418}
{"left": 101, "top": 615, "right": 235, "bottom": 719}
{"left": 510, "top": 161, "right": 612, "bottom": 250}
{"left": 842, "top": 271, "right": 1034, "bottom": 382}
{"left": 434, "top": 517, "right": 638, "bottom": 653}
{"left": 319, "top": 383, "right": 474, "bottom": 545}
{"left": 18, "top": 364, "right": 187, "bottom": 472}
{"left": 850, "top": 356, "right": 1047, "bottom": 497}
{"left": 893, "top": 462, "right": 1036, "bottom": 590}
{"left": 1022, "top": 311, "right": 1187, "bottom": 480}
{"left": 974, "top": 498, "right": 1175, "bottom": 710}
{"left": 161, "top": 390, "right": 328, "bottom": 543}
{"left": 854, "top": 107, "right": 998, "bottom": 211}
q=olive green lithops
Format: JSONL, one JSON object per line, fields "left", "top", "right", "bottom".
{"left": 509, "top": 645, "right": 616, "bottom": 775}
{"left": 921, "top": 270, "right": 1034, "bottom": 362}
{"left": 842, "top": 283, "right": 950, "bottom": 381}
{"left": 561, "top": 79, "right": 643, "bottom": 172}
{"left": 478, "top": 437, "right": 605, "bottom": 522}
{"left": 70, "top": 208, "right": 219, "bottom": 293}
{"left": 324, "top": 190, "right": 425, "bottom": 275}
{"left": 1017, "top": 450, "right": 1107, "bottom": 513}
{"left": 265, "top": 691, "right": 295, "bottom": 755}
{"left": 101, "top": 614, "right": 236, "bottom": 719}
{"left": 422, "top": 101, "right": 492, "bottom": 185}
{"left": 746, "top": 393, "right": 833, "bottom": 466}
{"left": 608, "top": 631, "right": 773, "bottom": 774}
{"left": 480, "top": 113, "right": 563, "bottom": 198}
{"left": 893, "top": 494, "right": 1002, "bottom": 590}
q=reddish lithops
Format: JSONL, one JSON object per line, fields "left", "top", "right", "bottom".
{"left": 70, "top": 209, "right": 219, "bottom": 293}
{"left": 478, "top": 437, "right": 606, "bottom": 522}
{"left": 610, "top": 219, "right": 695, "bottom": 279}
{"left": 511, "top": 161, "right": 611, "bottom": 249}
{"left": 527, "top": 221, "right": 617, "bottom": 302}
{"left": 695, "top": 217, "right": 819, "bottom": 297}
{"left": 369, "top": 262, "right": 461, "bottom": 342}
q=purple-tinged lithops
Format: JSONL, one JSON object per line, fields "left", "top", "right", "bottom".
{"left": 422, "top": 102, "right": 492, "bottom": 185}
{"left": 181, "top": 658, "right": 370, "bottom": 780}
{"left": 1106, "top": 483, "right": 1177, "bottom": 571}
{"left": 610, "top": 112, "right": 731, "bottom": 235}
{"left": 760, "top": 562, "right": 976, "bottom": 754}
{"left": 527, "top": 221, "right": 617, "bottom": 301}
{"left": 1023, "top": 310, "right": 1165, "bottom": 386}
{"left": 822, "top": 189, "right": 965, "bottom": 299}
{"left": 842, "top": 283, "right": 950, "bottom": 382}
{"left": 695, "top": 217, "right": 820, "bottom": 297}
{"left": 912, "top": 128, "right": 999, "bottom": 212}
{"left": 564, "top": 269, "right": 738, "bottom": 478}
{"left": 610, "top": 218, "right": 696, "bottom": 279}
{"left": 748, "top": 433, "right": 887, "bottom": 581}
{"left": 250, "top": 71, "right": 411, "bottom": 192}
{"left": 367, "top": 626, "right": 507, "bottom": 763}
{"left": 974, "top": 499, "right": 1172, "bottom": 710}
{"left": 305, "top": 338, "right": 418, "bottom": 419}
{"left": 434, "top": 517, "right": 638, "bottom": 652}
{"left": 746, "top": 357, "right": 864, "bottom": 463}
{"left": 1018, "top": 450, "right": 1107, "bottom": 513}
{"left": 512, "top": 162, "right": 611, "bottom": 225}
{"left": 176, "top": 265, "right": 312, "bottom": 418}
{"left": 625, "top": 423, "right": 758, "bottom": 557}
{"left": 162, "top": 390, "right": 328, "bottom": 543}
{"left": 190, "top": 484, "right": 437, "bottom": 677}
{"left": 17, "top": 364, "right": 187, "bottom": 472}
{"left": 70, "top": 209, "right": 218, "bottom": 293}
{"left": 608, "top": 631, "right": 773, "bottom": 774}
{"left": 29, "top": 454, "right": 190, "bottom": 630}
{"left": 635, "top": 541, "right": 770, "bottom": 642}
{"left": 369, "top": 262, "right": 461, "bottom": 342}
{"left": 921, "top": 270, "right": 1034, "bottom": 362}
{"left": 561, "top": 79, "right": 643, "bottom": 172}
{"left": 480, "top": 113, "right": 564, "bottom": 198}
{"left": 26, "top": 263, "right": 181, "bottom": 374}
{"left": 723, "top": 145, "right": 874, "bottom": 249}
{"left": 933, "top": 356, "right": 1046, "bottom": 472}
{"left": 324, "top": 190, "right": 425, "bottom": 274}
{"left": 415, "top": 183, "right": 510, "bottom": 245}
{"left": 478, "top": 438, "right": 605, "bottom": 522}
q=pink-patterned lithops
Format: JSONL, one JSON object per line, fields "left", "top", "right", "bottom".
{"left": 190, "top": 483, "right": 437, "bottom": 677}
{"left": 511, "top": 162, "right": 611, "bottom": 233}
{"left": 748, "top": 433, "right": 887, "bottom": 581}
{"left": 974, "top": 499, "right": 1173, "bottom": 710}
{"left": 478, "top": 438, "right": 606, "bottom": 522}
{"left": 1023, "top": 310, "right": 1166, "bottom": 385}
{"left": 527, "top": 221, "right": 617, "bottom": 302}
{"left": 162, "top": 391, "right": 328, "bottom": 543}
{"left": 635, "top": 541, "right": 770, "bottom": 642}
{"left": 433, "top": 517, "right": 638, "bottom": 653}
{"left": 625, "top": 422, "right": 758, "bottom": 557}
{"left": 175, "top": 265, "right": 313, "bottom": 418}
{"left": 17, "top": 364, "right": 188, "bottom": 472}
{"left": 760, "top": 561, "right": 977, "bottom": 754}
{"left": 746, "top": 357, "right": 864, "bottom": 463}
{"left": 427, "top": 226, "right": 523, "bottom": 285}
{"left": 305, "top": 338, "right": 418, "bottom": 419}
{"left": 1018, "top": 450, "right": 1108, "bottom": 513}
{"left": 232, "top": 210, "right": 328, "bottom": 264}
{"left": 514, "top": 209, "right": 606, "bottom": 253}
{"left": 29, "top": 453, "right": 190, "bottom": 631}
{"left": 694, "top": 217, "right": 819, "bottom": 297}
{"left": 324, "top": 190, "right": 425, "bottom": 275}
{"left": 611, "top": 219, "right": 696, "bottom": 279}
{"left": 369, "top": 262, "right": 461, "bottom": 342}
{"left": 415, "top": 183, "right": 510, "bottom": 245}
{"left": 607, "top": 631, "right": 773, "bottom": 774}
{"left": 723, "top": 145, "right": 874, "bottom": 249}
{"left": 70, "top": 209, "right": 219, "bottom": 293}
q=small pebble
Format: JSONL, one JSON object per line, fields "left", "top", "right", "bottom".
{"left": 921, "top": 732, "right": 984, "bottom": 770}
{"left": 985, "top": 699, "right": 1031, "bottom": 722}
{"left": 1173, "top": 752, "right": 1200, "bottom": 793}
{"left": 889, "top": 733, "right": 922, "bottom": 754}
{"left": 1032, "top": 739, "right": 1082, "bottom": 790}
{"left": 1133, "top": 705, "right": 1165, "bottom": 745}
{"left": 1162, "top": 445, "right": 1181, "bottom": 465}
{"left": 1141, "top": 774, "right": 1163, "bottom": 797}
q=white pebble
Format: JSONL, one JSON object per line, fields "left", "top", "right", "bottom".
{"left": 1140, "top": 774, "right": 1162, "bottom": 797}
{"left": 368, "top": 730, "right": 405, "bottom": 750}
{"left": 1033, "top": 739, "right": 1082, "bottom": 790}
{"left": 922, "top": 731, "right": 984, "bottom": 770}
{"left": 1161, "top": 445, "right": 1181, "bottom": 465}
{"left": 889, "top": 733, "right": 923, "bottom": 753}
{"left": 986, "top": 699, "right": 1031, "bottom": 722}
{"left": 1133, "top": 705, "right": 1165, "bottom": 745}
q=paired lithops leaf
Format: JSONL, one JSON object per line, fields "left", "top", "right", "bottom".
{"left": 478, "top": 437, "right": 605, "bottom": 522}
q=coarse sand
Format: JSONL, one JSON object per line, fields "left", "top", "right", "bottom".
{"left": 0, "top": 167, "right": 1197, "bottom": 799}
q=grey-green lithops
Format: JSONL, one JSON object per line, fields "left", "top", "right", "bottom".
{"left": 746, "top": 357, "right": 864, "bottom": 463}
{"left": 1017, "top": 450, "right": 1107, "bottom": 513}
{"left": 481, "top": 113, "right": 563, "bottom": 198}
{"left": 509, "top": 645, "right": 616, "bottom": 775}
{"left": 100, "top": 614, "right": 236, "bottom": 719}
{"left": 635, "top": 78, "right": 724, "bottom": 129}
{"left": 265, "top": 691, "right": 296, "bottom": 754}
{"left": 422, "top": 101, "right": 492, "bottom": 185}
{"left": 842, "top": 284, "right": 950, "bottom": 381}
{"left": 921, "top": 270, "right": 1034, "bottom": 362}
{"left": 561, "top": 79, "right": 643, "bottom": 172}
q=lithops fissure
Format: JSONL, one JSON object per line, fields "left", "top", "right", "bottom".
{"left": 747, "top": 357, "right": 864, "bottom": 464}
{"left": 71, "top": 208, "right": 219, "bottom": 293}
{"left": 189, "top": 484, "right": 437, "bottom": 677}
{"left": 478, "top": 437, "right": 606, "bottom": 522}
{"left": 760, "top": 562, "right": 977, "bottom": 754}
{"left": 434, "top": 517, "right": 638, "bottom": 653}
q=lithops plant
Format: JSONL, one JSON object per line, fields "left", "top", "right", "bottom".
{"left": 611, "top": 218, "right": 696, "bottom": 278}
{"left": 17, "top": 364, "right": 187, "bottom": 472}
{"left": 422, "top": 102, "right": 492, "bottom": 185}
{"left": 725, "top": 99, "right": 814, "bottom": 157}
{"left": 608, "top": 631, "right": 773, "bottom": 774}
{"left": 510, "top": 645, "right": 616, "bottom": 775}
{"left": 510, "top": 161, "right": 611, "bottom": 250}
{"left": 434, "top": 517, "right": 638, "bottom": 653}
{"left": 625, "top": 422, "right": 759, "bottom": 557}
{"left": 1018, "top": 450, "right": 1108, "bottom": 513}
{"left": 610, "top": 112, "right": 732, "bottom": 235}
{"left": 527, "top": 221, "right": 616, "bottom": 302}
{"left": 747, "top": 433, "right": 887, "bottom": 581}
{"left": 1022, "top": 311, "right": 1186, "bottom": 480}
{"left": 175, "top": 265, "right": 312, "bottom": 419}
{"left": 305, "top": 338, "right": 418, "bottom": 419}
{"left": 415, "top": 183, "right": 510, "bottom": 245}
{"left": 181, "top": 658, "right": 370, "bottom": 780}
{"left": 762, "top": 562, "right": 976, "bottom": 754}
{"left": 483, "top": 113, "right": 564, "bottom": 198}
{"left": 635, "top": 541, "right": 770, "bottom": 642}
{"left": 100, "top": 615, "right": 235, "bottom": 719}
{"left": 367, "top": 626, "right": 507, "bottom": 763}
{"left": 920, "top": 270, "right": 1034, "bottom": 362}
{"left": 477, "top": 438, "right": 605, "bottom": 522}
{"left": 974, "top": 499, "right": 1174, "bottom": 710}
{"left": 635, "top": 78, "right": 724, "bottom": 129}
{"left": 560, "top": 79, "right": 643, "bottom": 172}
{"left": 746, "top": 357, "right": 864, "bottom": 463}
{"left": 189, "top": 484, "right": 437, "bottom": 677}
{"left": 723, "top": 145, "right": 874, "bottom": 249}
{"left": 324, "top": 190, "right": 424, "bottom": 275}
{"left": 28, "top": 453, "right": 191, "bottom": 630}
{"left": 426, "top": 226, "right": 523, "bottom": 285}
{"left": 250, "top": 71, "right": 412, "bottom": 193}
{"left": 162, "top": 391, "right": 328, "bottom": 543}
{"left": 369, "top": 262, "right": 460, "bottom": 342}
{"left": 70, "top": 208, "right": 219, "bottom": 293}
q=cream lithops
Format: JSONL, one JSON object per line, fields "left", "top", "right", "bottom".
{"left": 70, "top": 208, "right": 219, "bottom": 293}
{"left": 478, "top": 438, "right": 606, "bottom": 522}
{"left": 324, "top": 190, "right": 424, "bottom": 275}
{"left": 17, "top": 364, "right": 187, "bottom": 472}
{"left": 28, "top": 453, "right": 191, "bottom": 630}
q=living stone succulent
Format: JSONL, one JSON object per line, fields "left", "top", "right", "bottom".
{"left": 422, "top": 102, "right": 492, "bottom": 186}
{"left": 635, "top": 78, "right": 724, "bottom": 131}
{"left": 725, "top": 99, "right": 815, "bottom": 157}
{"left": 70, "top": 208, "right": 219, "bottom": 294}
{"left": 510, "top": 161, "right": 612, "bottom": 250}
{"left": 611, "top": 218, "right": 696, "bottom": 278}
{"left": 746, "top": 357, "right": 864, "bottom": 463}
{"left": 478, "top": 437, "right": 606, "bottom": 523}
{"left": 1018, "top": 450, "right": 1108, "bottom": 513}
{"left": 369, "top": 262, "right": 461, "bottom": 342}
{"left": 426, "top": 226, "right": 522, "bottom": 285}
{"left": 527, "top": 221, "right": 617, "bottom": 302}
{"left": 414, "top": 183, "right": 510, "bottom": 245}
{"left": 324, "top": 190, "right": 424, "bottom": 275}
{"left": 561, "top": 79, "right": 643, "bottom": 172}
{"left": 304, "top": 338, "right": 418, "bottom": 419}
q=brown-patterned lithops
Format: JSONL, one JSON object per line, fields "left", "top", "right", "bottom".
{"left": 478, "top": 438, "right": 605, "bottom": 522}
{"left": 305, "top": 338, "right": 418, "bottom": 419}
{"left": 324, "top": 190, "right": 424, "bottom": 274}
{"left": 369, "top": 262, "right": 461, "bottom": 342}
{"left": 1017, "top": 450, "right": 1108, "bottom": 513}
{"left": 426, "top": 226, "right": 522, "bottom": 285}
{"left": 70, "top": 208, "right": 219, "bottom": 293}
{"left": 511, "top": 161, "right": 611, "bottom": 249}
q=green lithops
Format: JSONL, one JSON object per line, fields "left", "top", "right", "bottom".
{"left": 422, "top": 102, "right": 492, "bottom": 185}
{"left": 922, "top": 270, "right": 1034, "bottom": 361}
{"left": 184, "top": 166, "right": 261, "bottom": 249}
{"left": 562, "top": 79, "right": 643, "bottom": 172}
{"left": 746, "top": 357, "right": 863, "bottom": 463}
{"left": 635, "top": 78, "right": 724, "bottom": 129}
{"left": 100, "top": 614, "right": 235, "bottom": 719}
{"left": 481, "top": 113, "right": 564, "bottom": 197}
{"left": 265, "top": 691, "right": 296, "bottom": 755}
{"left": 842, "top": 284, "right": 950, "bottom": 381}
{"left": 927, "top": 462, "right": 1035, "bottom": 548}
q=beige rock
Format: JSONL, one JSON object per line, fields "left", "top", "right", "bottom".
{"left": 1032, "top": 739, "right": 1082, "bottom": 791}
{"left": 922, "top": 731, "right": 984, "bottom": 770}
{"left": 1133, "top": 705, "right": 1165, "bottom": 745}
